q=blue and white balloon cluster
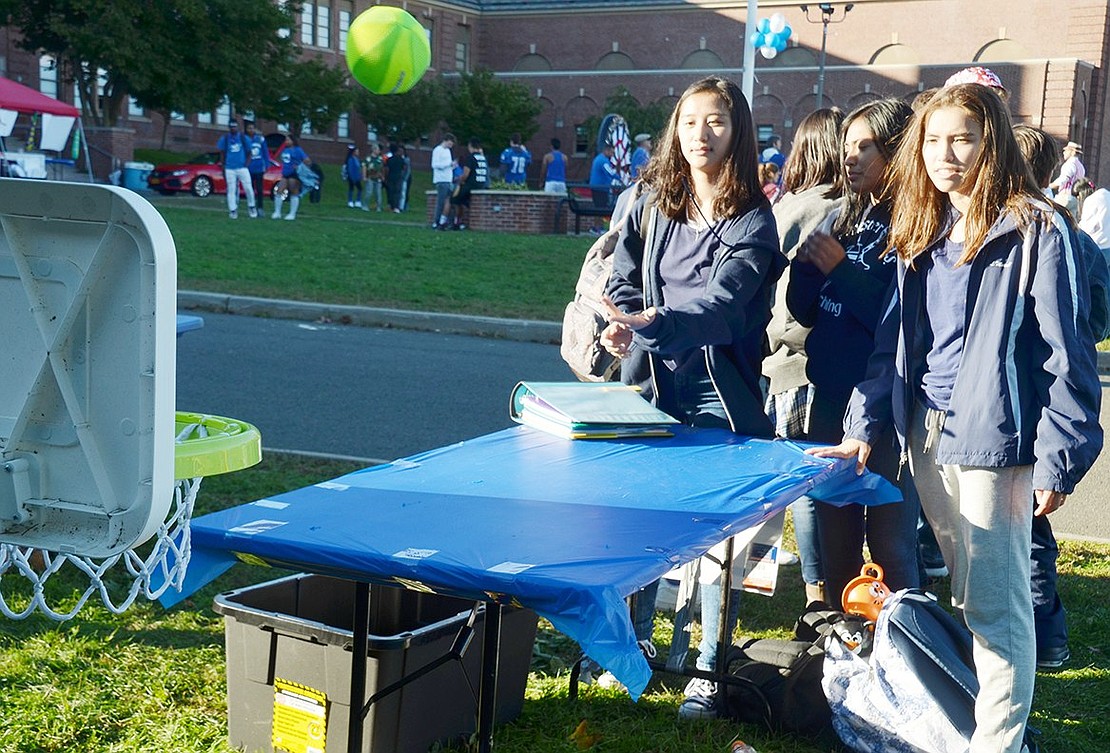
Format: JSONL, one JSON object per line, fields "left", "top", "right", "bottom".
{"left": 749, "top": 12, "right": 793, "bottom": 59}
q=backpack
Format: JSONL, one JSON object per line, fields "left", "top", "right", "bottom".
{"left": 721, "top": 605, "right": 849, "bottom": 741}
{"left": 823, "top": 589, "right": 1042, "bottom": 753}
{"left": 560, "top": 191, "right": 654, "bottom": 382}
{"left": 340, "top": 162, "right": 348, "bottom": 182}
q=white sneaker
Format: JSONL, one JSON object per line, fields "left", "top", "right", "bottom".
{"left": 284, "top": 214, "right": 296, "bottom": 221}
{"left": 597, "top": 640, "right": 657, "bottom": 692}
{"left": 355, "top": 201, "right": 363, "bottom": 208}
{"left": 229, "top": 210, "right": 237, "bottom": 219}
{"left": 248, "top": 207, "right": 257, "bottom": 219}
{"left": 677, "top": 677, "right": 719, "bottom": 719}
{"left": 271, "top": 211, "right": 281, "bottom": 219}
{"left": 347, "top": 201, "right": 354, "bottom": 208}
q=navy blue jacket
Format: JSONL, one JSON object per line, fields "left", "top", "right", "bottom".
{"left": 845, "top": 200, "right": 1102, "bottom": 493}
{"left": 607, "top": 192, "right": 785, "bottom": 437}
{"left": 787, "top": 203, "right": 897, "bottom": 407}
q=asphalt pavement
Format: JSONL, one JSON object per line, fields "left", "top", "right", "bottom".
{"left": 177, "top": 290, "right": 1110, "bottom": 543}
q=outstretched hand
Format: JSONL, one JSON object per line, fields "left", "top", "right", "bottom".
{"left": 599, "top": 296, "right": 656, "bottom": 359}
{"left": 807, "top": 438, "right": 872, "bottom": 476}
{"left": 602, "top": 296, "right": 657, "bottom": 330}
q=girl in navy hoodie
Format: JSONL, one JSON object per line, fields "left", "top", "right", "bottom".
{"left": 601, "top": 76, "right": 784, "bottom": 719}
{"left": 815, "top": 83, "right": 1101, "bottom": 753}
{"left": 786, "top": 99, "right": 919, "bottom": 604}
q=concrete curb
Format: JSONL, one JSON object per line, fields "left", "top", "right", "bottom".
{"left": 177, "top": 290, "right": 562, "bottom": 345}
{"left": 179, "top": 290, "right": 1110, "bottom": 370}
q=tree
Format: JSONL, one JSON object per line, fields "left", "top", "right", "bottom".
{"left": 353, "top": 75, "right": 447, "bottom": 145}
{"left": 0, "top": 0, "right": 296, "bottom": 128}
{"left": 581, "top": 86, "right": 672, "bottom": 152}
{"left": 252, "top": 56, "right": 353, "bottom": 136}
{"left": 444, "top": 69, "right": 541, "bottom": 153}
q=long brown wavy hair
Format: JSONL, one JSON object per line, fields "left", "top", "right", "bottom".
{"left": 640, "top": 76, "right": 763, "bottom": 220}
{"left": 781, "top": 107, "right": 844, "bottom": 198}
{"left": 887, "top": 83, "right": 1043, "bottom": 266}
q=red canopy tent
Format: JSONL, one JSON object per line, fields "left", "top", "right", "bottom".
{"left": 0, "top": 76, "right": 92, "bottom": 181}
{"left": 0, "top": 76, "right": 79, "bottom": 117}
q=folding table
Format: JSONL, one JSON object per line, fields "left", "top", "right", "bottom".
{"left": 164, "top": 424, "right": 897, "bottom": 752}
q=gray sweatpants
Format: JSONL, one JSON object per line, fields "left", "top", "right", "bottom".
{"left": 907, "top": 406, "right": 1035, "bottom": 753}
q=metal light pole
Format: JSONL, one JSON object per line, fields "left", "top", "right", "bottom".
{"left": 800, "top": 3, "right": 853, "bottom": 108}
{"left": 742, "top": 0, "right": 759, "bottom": 107}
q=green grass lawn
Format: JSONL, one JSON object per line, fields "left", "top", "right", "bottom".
{"left": 2, "top": 163, "right": 1105, "bottom": 750}
{"left": 0, "top": 454, "right": 1106, "bottom": 752}
{"left": 149, "top": 163, "right": 587, "bottom": 322}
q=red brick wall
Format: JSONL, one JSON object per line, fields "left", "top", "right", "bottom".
{"left": 425, "top": 189, "right": 568, "bottom": 233}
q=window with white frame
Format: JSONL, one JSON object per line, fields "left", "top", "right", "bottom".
{"left": 39, "top": 55, "right": 58, "bottom": 98}
{"left": 338, "top": 112, "right": 349, "bottom": 139}
{"left": 455, "top": 26, "right": 470, "bottom": 72}
{"left": 72, "top": 65, "right": 107, "bottom": 109}
{"left": 338, "top": 2, "right": 352, "bottom": 53}
{"left": 128, "top": 97, "right": 145, "bottom": 118}
{"left": 216, "top": 97, "right": 232, "bottom": 126}
{"left": 170, "top": 111, "right": 187, "bottom": 122}
{"left": 301, "top": 1, "right": 330, "bottom": 47}
{"left": 366, "top": 125, "right": 378, "bottom": 143}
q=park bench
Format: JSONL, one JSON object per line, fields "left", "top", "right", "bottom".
{"left": 554, "top": 183, "right": 616, "bottom": 234}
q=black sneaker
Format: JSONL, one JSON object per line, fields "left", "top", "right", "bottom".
{"left": 1036, "top": 644, "right": 1070, "bottom": 670}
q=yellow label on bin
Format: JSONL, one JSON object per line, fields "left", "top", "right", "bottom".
{"left": 272, "top": 678, "right": 328, "bottom": 753}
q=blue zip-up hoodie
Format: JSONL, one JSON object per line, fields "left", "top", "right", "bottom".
{"left": 845, "top": 199, "right": 1102, "bottom": 493}
{"left": 607, "top": 192, "right": 786, "bottom": 437}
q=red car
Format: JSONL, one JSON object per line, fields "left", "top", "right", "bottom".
{"left": 147, "top": 150, "right": 284, "bottom": 198}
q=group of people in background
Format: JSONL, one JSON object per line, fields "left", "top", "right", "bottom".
{"left": 428, "top": 132, "right": 491, "bottom": 231}
{"left": 217, "top": 119, "right": 317, "bottom": 222}
{"left": 594, "top": 68, "right": 1102, "bottom": 753}
{"left": 340, "top": 141, "right": 409, "bottom": 213}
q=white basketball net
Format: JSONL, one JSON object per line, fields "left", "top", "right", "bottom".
{"left": 0, "top": 476, "right": 199, "bottom": 621}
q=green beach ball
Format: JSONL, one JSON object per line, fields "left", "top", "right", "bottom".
{"left": 345, "top": 6, "right": 431, "bottom": 95}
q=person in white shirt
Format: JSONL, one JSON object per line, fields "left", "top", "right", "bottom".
{"left": 1049, "top": 141, "right": 1085, "bottom": 208}
{"left": 431, "top": 133, "right": 457, "bottom": 229}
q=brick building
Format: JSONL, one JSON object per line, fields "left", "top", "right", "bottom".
{"left": 3, "top": 0, "right": 1109, "bottom": 185}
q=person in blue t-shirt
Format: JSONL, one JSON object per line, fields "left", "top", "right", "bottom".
{"left": 272, "top": 134, "right": 310, "bottom": 221}
{"left": 499, "top": 132, "right": 531, "bottom": 185}
{"left": 344, "top": 144, "right": 364, "bottom": 208}
{"left": 540, "top": 137, "right": 567, "bottom": 194}
{"left": 243, "top": 120, "right": 270, "bottom": 217}
{"left": 217, "top": 119, "right": 255, "bottom": 219}
{"left": 589, "top": 143, "right": 618, "bottom": 209}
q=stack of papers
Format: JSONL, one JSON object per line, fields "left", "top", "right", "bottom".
{"left": 509, "top": 381, "right": 679, "bottom": 439}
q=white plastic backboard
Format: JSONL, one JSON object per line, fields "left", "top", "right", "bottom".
{"left": 0, "top": 178, "right": 176, "bottom": 558}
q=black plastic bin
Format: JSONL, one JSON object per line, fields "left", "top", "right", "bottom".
{"left": 214, "top": 573, "right": 538, "bottom": 753}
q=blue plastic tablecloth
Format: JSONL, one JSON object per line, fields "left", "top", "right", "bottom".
{"left": 164, "top": 425, "right": 899, "bottom": 699}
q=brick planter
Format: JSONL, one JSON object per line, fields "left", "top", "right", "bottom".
{"left": 426, "top": 189, "right": 569, "bottom": 234}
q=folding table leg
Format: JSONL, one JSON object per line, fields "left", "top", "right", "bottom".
{"left": 348, "top": 581, "right": 371, "bottom": 753}
{"left": 478, "top": 602, "right": 503, "bottom": 753}
{"left": 714, "top": 536, "right": 736, "bottom": 713}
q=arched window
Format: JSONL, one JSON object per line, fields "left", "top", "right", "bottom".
{"left": 869, "top": 44, "right": 919, "bottom": 66}
{"left": 596, "top": 51, "right": 634, "bottom": 71}
{"left": 974, "top": 39, "right": 1029, "bottom": 63}
{"left": 681, "top": 49, "right": 724, "bottom": 70}
{"left": 514, "top": 54, "right": 552, "bottom": 72}
{"left": 767, "top": 47, "right": 818, "bottom": 68}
